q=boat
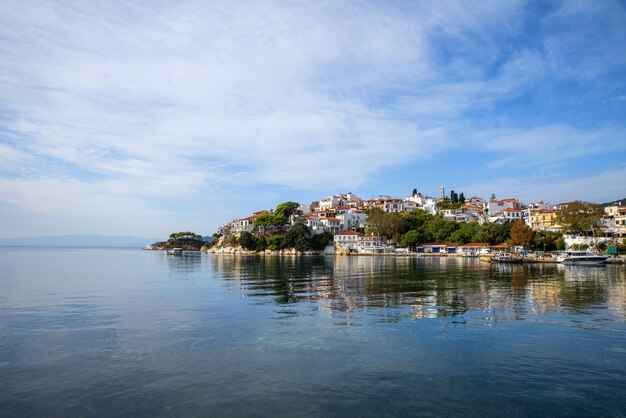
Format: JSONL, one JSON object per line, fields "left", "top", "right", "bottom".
{"left": 165, "top": 248, "right": 183, "bottom": 256}
{"left": 490, "top": 253, "right": 523, "bottom": 264}
{"left": 556, "top": 251, "right": 608, "bottom": 265}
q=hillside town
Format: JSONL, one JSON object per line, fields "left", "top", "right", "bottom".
{"left": 213, "top": 187, "right": 626, "bottom": 255}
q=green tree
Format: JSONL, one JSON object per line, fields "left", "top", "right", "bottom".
{"left": 282, "top": 221, "right": 311, "bottom": 251}
{"left": 238, "top": 231, "right": 258, "bottom": 250}
{"left": 557, "top": 201, "right": 604, "bottom": 234}
{"left": 412, "top": 188, "right": 418, "bottom": 197}
{"left": 459, "top": 193, "right": 465, "bottom": 204}
{"left": 532, "top": 230, "right": 562, "bottom": 251}
{"left": 253, "top": 213, "right": 288, "bottom": 230}
{"left": 490, "top": 193, "right": 496, "bottom": 201}
{"left": 266, "top": 235, "right": 284, "bottom": 251}
{"left": 401, "top": 230, "right": 424, "bottom": 250}
{"left": 311, "top": 232, "right": 333, "bottom": 251}
{"left": 169, "top": 231, "right": 202, "bottom": 240}
{"left": 275, "top": 201, "right": 300, "bottom": 219}
{"left": 448, "top": 222, "right": 480, "bottom": 244}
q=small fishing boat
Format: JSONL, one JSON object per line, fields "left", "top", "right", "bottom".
{"left": 490, "top": 253, "right": 523, "bottom": 264}
{"left": 165, "top": 248, "right": 183, "bottom": 256}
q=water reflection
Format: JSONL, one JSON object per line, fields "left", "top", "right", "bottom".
{"left": 210, "top": 255, "right": 626, "bottom": 324}
{"left": 164, "top": 251, "right": 204, "bottom": 275}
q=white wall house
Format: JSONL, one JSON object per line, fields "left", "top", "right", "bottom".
{"left": 498, "top": 208, "right": 523, "bottom": 222}
{"left": 320, "top": 217, "right": 342, "bottom": 234}
{"left": 334, "top": 230, "right": 360, "bottom": 250}
{"left": 337, "top": 210, "right": 366, "bottom": 230}
{"left": 485, "top": 199, "right": 515, "bottom": 215}
{"left": 406, "top": 194, "right": 438, "bottom": 215}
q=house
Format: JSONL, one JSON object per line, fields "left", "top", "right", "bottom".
{"left": 306, "top": 217, "right": 328, "bottom": 235}
{"left": 334, "top": 230, "right": 360, "bottom": 250}
{"left": 528, "top": 201, "right": 551, "bottom": 210}
{"left": 485, "top": 199, "right": 514, "bottom": 215}
{"left": 334, "top": 231, "right": 393, "bottom": 253}
{"left": 614, "top": 207, "right": 626, "bottom": 237}
{"left": 320, "top": 217, "right": 342, "bottom": 234}
{"left": 529, "top": 210, "right": 560, "bottom": 231}
{"left": 497, "top": 207, "right": 523, "bottom": 222}
{"left": 337, "top": 210, "right": 366, "bottom": 230}
{"left": 418, "top": 243, "right": 456, "bottom": 253}
{"left": 466, "top": 196, "right": 485, "bottom": 206}
{"left": 405, "top": 193, "right": 438, "bottom": 215}
{"left": 458, "top": 242, "right": 491, "bottom": 255}
{"left": 357, "top": 235, "right": 393, "bottom": 253}
{"left": 553, "top": 202, "right": 572, "bottom": 211}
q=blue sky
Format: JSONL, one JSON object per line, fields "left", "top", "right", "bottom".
{"left": 1, "top": 0, "right": 625, "bottom": 238}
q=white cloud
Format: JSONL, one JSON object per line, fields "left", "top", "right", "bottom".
{"left": 477, "top": 125, "right": 626, "bottom": 169}
{"left": 0, "top": 0, "right": 624, "bottom": 235}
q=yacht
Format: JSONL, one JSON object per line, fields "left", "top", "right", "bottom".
{"left": 556, "top": 251, "right": 608, "bottom": 265}
{"left": 165, "top": 248, "right": 183, "bottom": 256}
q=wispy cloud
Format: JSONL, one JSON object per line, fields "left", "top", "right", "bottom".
{"left": 0, "top": 0, "right": 624, "bottom": 235}
{"left": 462, "top": 166, "right": 626, "bottom": 204}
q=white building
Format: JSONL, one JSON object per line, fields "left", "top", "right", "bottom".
{"left": 334, "top": 230, "right": 360, "bottom": 250}
{"left": 337, "top": 210, "right": 366, "bottom": 230}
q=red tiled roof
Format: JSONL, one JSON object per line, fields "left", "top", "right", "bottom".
{"left": 460, "top": 242, "right": 490, "bottom": 247}
{"left": 336, "top": 230, "right": 360, "bottom": 235}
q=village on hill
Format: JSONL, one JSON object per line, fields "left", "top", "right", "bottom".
{"left": 210, "top": 187, "right": 626, "bottom": 256}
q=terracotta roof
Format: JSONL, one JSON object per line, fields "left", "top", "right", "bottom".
{"left": 459, "top": 242, "right": 490, "bottom": 247}
{"left": 501, "top": 208, "right": 521, "bottom": 213}
{"left": 324, "top": 217, "right": 340, "bottom": 222}
{"left": 336, "top": 230, "right": 361, "bottom": 235}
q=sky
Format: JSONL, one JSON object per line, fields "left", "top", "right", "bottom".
{"left": 1, "top": 0, "right": 625, "bottom": 239}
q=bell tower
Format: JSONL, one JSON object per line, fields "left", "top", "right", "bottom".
{"left": 439, "top": 185, "right": 445, "bottom": 199}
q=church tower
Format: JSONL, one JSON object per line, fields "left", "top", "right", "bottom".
{"left": 440, "top": 185, "right": 445, "bottom": 199}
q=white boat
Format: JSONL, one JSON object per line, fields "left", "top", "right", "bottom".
{"left": 165, "top": 248, "right": 183, "bottom": 256}
{"left": 556, "top": 251, "right": 608, "bottom": 265}
{"left": 490, "top": 253, "right": 523, "bottom": 264}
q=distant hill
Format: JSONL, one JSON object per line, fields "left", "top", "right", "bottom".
{"left": 599, "top": 198, "right": 626, "bottom": 208}
{"left": 0, "top": 234, "right": 157, "bottom": 248}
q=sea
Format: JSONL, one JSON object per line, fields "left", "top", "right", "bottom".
{"left": 0, "top": 247, "right": 625, "bottom": 417}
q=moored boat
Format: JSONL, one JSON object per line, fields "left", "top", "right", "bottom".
{"left": 165, "top": 248, "right": 183, "bottom": 256}
{"left": 556, "top": 251, "right": 607, "bottom": 265}
{"left": 490, "top": 253, "right": 523, "bottom": 264}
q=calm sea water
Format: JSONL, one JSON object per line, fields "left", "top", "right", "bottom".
{"left": 0, "top": 247, "right": 625, "bottom": 417}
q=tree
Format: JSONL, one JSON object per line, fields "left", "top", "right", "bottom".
{"left": 311, "top": 231, "right": 333, "bottom": 251}
{"left": 253, "top": 213, "right": 288, "bottom": 230}
{"left": 490, "top": 193, "right": 496, "bottom": 201}
{"left": 532, "top": 231, "right": 562, "bottom": 252}
{"left": 450, "top": 190, "right": 458, "bottom": 203}
{"left": 509, "top": 221, "right": 534, "bottom": 248}
{"left": 266, "top": 235, "right": 283, "bottom": 251}
{"left": 459, "top": 193, "right": 465, "bottom": 204}
{"left": 169, "top": 231, "right": 202, "bottom": 240}
{"left": 275, "top": 201, "right": 300, "bottom": 219}
{"left": 412, "top": 188, "right": 418, "bottom": 197}
{"left": 282, "top": 221, "right": 311, "bottom": 251}
{"left": 557, "top": 201, "right": 604, "bottom": 234}
{"left": 400, "top": 230, "right": 420, "bottom": 250}
{"left": 239, "top": 231, "right": 260, "bottom": 250}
